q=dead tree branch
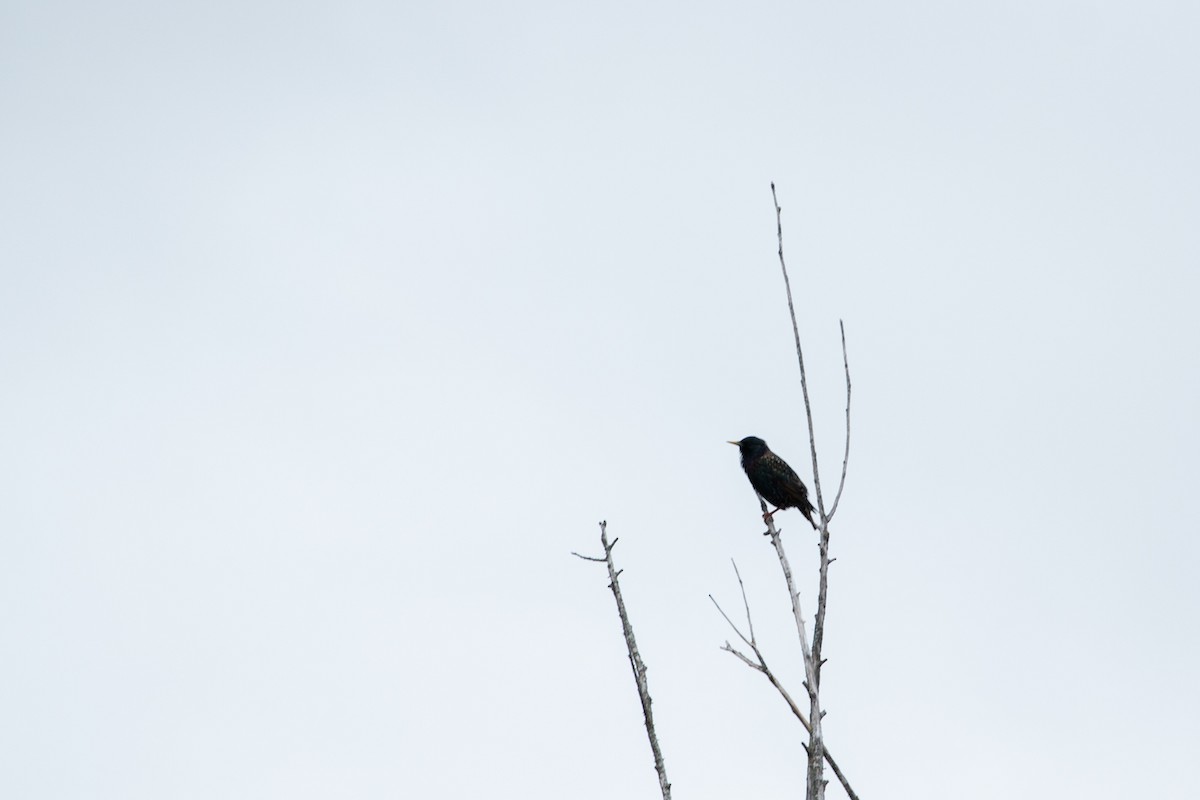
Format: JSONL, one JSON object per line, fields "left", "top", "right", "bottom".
{"left": 827, "top": 320, "right": 852, "bottom": 522}
{"left": 572, "top": 522, "right": 671, "bottom": 800}
{"left": 710, "top": 561, "right": 860, "bottom": 800}
{"left": 770, "top": 182, "right": 854, "bottom": 800}
{"left": 759, "top": 491, "right": 826, "bottom": 800}
{"left": 772, "top": 183, "right": 830, "bottom": 800}
{"left": 771, "top": 182, "right": 826, "bottom": 523}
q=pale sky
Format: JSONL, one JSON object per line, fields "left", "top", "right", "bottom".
{"left": 2, "top": 1, "right": 1198, "bottom": 798}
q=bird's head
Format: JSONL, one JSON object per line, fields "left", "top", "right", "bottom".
{"left": 727, "top": 436, "right": 769, "bottom": 458}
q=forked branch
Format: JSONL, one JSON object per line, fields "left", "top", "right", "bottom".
{"left": 710, "top": 560, "right": 860, "bottom": 800}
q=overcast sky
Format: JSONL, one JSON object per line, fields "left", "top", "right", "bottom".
{"left": 2, "top": 1, "right": 1198, "bottom": 798}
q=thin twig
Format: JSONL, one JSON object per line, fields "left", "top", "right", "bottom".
{"left": 771, "top": 182, "right": 826, "bottom": 522}
{"left": 732, "top": 559, "right": 756, "bottom": 645}
{"left": 720, "top": 640, "right": 764, "bottom": 671}
{"left": 709, "top": 584, "right": 754, "bottom": 654}
{"left": 573, "top": 522, "right": 671, "bottom": 800}
{"left": 809, "top": 339, "right": 847, "bottom": 689}
{"left": 827, "top": 320, "right": 852, "bottom": 522}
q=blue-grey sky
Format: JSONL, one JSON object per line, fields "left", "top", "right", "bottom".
{"left": 2, "top": 1, "right": 1198, "bottom": 797}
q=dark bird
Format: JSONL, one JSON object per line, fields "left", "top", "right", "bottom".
{"left": 728, "top": 436, "right": 817, "bottom": 529}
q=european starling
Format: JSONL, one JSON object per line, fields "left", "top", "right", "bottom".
{"left": 728, "top": 436, "right": 817, "bottom": 529}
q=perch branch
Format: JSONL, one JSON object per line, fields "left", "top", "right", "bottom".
{"left": 758, "top": 493, "right": 826, "bottom": 800}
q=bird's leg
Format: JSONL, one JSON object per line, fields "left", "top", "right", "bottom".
{"left": 761, "top": 507, "right": 783, "bottom": 536}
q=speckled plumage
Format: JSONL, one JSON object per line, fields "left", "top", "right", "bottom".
{"left": 729, "top": 436, "right": 817, "bottom": 528}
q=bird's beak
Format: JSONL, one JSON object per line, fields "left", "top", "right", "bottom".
{"left": 726, "top": 440, "right": 740, "bottom": 446}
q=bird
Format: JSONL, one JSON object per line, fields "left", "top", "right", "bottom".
{"left": 728, "top": 436, "right": 817, "bottom": 529}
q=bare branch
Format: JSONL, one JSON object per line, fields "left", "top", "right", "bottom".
{"left": 719, "top": 641, "right": 765, "bottom": 672}
{"left": 771, "top": 182, "right": 826, "bottom": 521}
{"left": 756, "top": 496, "right": 816, "bottom": 686}
{"left": 578, "top": 521, "right": 671, "bottom": 800}
{"left": 731, "top": 559, "right": 757, "bottom": 645}
{"left": 827, "top": 319, "right": 852, "bottom": 521}
{"left": 707, "top": 558, "right": 757, "bottom": 651}
{"left": 812, "top": 524, "right": 832, "bottom": 678}
{"left": 709, "top": 594, "right": 755, "bottom": 652}
{"left": 712, "top": 560, "right": 861, "bottom": 800}
{"left": 765, "top": 499, "right": 826, "bottom": 799}
{"left": 770, "top": 183, "right": 828, "bottom": 800}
